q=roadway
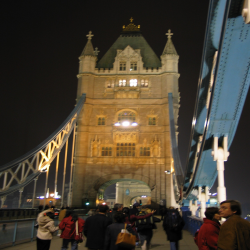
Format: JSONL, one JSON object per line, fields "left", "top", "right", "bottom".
{"left": 3, "top": 221, "right": 197, "bottom": 250}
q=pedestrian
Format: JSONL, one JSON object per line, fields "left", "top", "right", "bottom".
{"left": 59, "top": 209, "right": 85, "bottom": 250}
{"left": 130, "top": 202, "right": 140, "bottom": 216}
{"left": 195, "top": 207, "right": 221, "bottom": 250}
{"left": 135, "top": 207, "right": 161, "bottom": 250}
{"left": 58, "top": 206, "right": 67, "bottom": 236}
{"left": 217, "top": 199, "right": 250, "bottom": 250}
{"left": 163, "top": 207, "right": 185, "bottom": 250}
{"left": 122, "top": 207, "right": 156, "bottom": 247}
{"left": 104, "top": 211, "right": 135, "bottom": 250}
{"left": 36, "top": 208, "right": 59, "bottom": 250}
{"left": 84, "top": 204, "right": 111, "bottom": 250}
{"left": 107, "top": 203, "right": 123, "bottom": 223}
{"left": 87, "top": 209, "right": 95, "bottom": 216}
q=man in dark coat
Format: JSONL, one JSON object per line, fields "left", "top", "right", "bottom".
{"left": 84, "top": 205, "right": 111, "bottom": 250}
{"left": 217, "top": 200, "right": 250, "bottom": 250}
{"left": 104, "top": 211, "right": 135, "bottom": 250}
{"left": 163, "top": 207, "right": 185, "bottom": 250}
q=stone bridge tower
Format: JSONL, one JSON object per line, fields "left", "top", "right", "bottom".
{"left": 72, "top": 20, "right": 180, "bottom": 208}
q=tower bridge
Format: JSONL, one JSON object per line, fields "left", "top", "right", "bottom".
{"left": 1, "top": 0, "right": 250, "bottom": 217}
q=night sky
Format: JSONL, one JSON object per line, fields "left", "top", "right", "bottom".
{"left": 0, "top": 1, "right": 249, "bottom": 212}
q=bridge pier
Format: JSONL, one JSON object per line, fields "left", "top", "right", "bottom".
{"left": 212, "top": 136, "right": 229, "bottom": 204}
{"left": 198, "top": 186, "right": 209, "bottom": 218}
{"left": 189, "top": 200, "right": 198, "bottom": 216}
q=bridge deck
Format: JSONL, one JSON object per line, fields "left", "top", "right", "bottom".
{"left": 5, "top": 225, "right": 197, "bottom": 250}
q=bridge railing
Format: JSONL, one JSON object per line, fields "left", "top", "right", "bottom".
{"left": 0, "top": 215, "right": 88, "bottom": 248}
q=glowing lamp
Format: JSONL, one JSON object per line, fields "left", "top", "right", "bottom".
{"left": 122, "top": 121, "right": 130, "bottom": 126}
{"left": 114, "top": 122, "right": 120, "bottom": 126}
{"left": 131, "top": 122, "right": 138, "bottom": 126}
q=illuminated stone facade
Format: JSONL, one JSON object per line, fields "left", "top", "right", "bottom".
{"left": 72, "top": 21, "right": 180, "bottom": 208}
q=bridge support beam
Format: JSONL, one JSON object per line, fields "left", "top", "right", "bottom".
{"left": 1, "top": 196, "right": 6, "bottom": 208}
{"left": 18, "top": 188, "right": 24, "bottom": 208}
{"left": 212, "top": 137, "right": 229, "bottom": 204}
{"left": 32, "top": 178, "right": 38, "bottom": 209}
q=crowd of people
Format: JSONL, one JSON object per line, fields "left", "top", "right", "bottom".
{"left": 35, "top": 199, "right": 250, "bottom": 250}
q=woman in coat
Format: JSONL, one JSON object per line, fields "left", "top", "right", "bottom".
{"left": 195, "top": 207, "right": 221, "bottom": 250}
{"left": 59, "top": 209, "right": 85, "bottom": 250}
{"left": 36, "top": 208, "right": 59, "bottom": 250}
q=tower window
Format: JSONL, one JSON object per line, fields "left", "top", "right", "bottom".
{"left": 119, "top": 79, "right": 126, "bottom": 86}
{"left": 140, "top": 147, "right": 150, "bottom": 156}
{"left": 116, "top": 143, "right": 135, "bottom": 156}
{"left": 98, "top": 117, "right": 105, "bottom": 125}
{"left": 129, "top": 79, "right": 137, "bottom": 87}
{"left": 119, "top": 62, "right": 126, "bottom": 71}
{"left": 118, "top": 111, "right": 136, "bottom": 122}
{"left": 130, "top": 62, "right": 137, "bottom": 71}
{"left": 102, "top": 147, "right": 112, "bottom": 156}
{"left": 148, "top": 117, "right": 156, "bottom": 125}
{"left": 141, "top": 79, "right": 148, "bottom": 87}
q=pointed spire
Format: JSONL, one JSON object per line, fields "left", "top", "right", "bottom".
{"left": 80, "top": 31, "right": 95, "bottom": 56}
{"left": 162, "top": 29, "right": 178, "bottom": 55}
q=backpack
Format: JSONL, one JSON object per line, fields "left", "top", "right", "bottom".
{"left": 135, "top": 216, "right": 154, "bottom": 232}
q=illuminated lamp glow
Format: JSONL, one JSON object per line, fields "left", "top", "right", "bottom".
{"left": 102, "top": 202, "right": 106, "bottom": 205}
{"left": 122, "top": 121, "right": 130, "bottom": 126}
{"left": 131, "top": 122, "right": 138, "bottom": 126}
{"left": 114, "top": 122, "right": 120, "bottom": 126}
{"left": 50, "top": 193, "right": 54, "bottom": 197}
{"left": 165, "top": 170, "right": 171, "bottom": 174}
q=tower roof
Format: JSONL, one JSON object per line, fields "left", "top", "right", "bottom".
{"left": 97, "top": 19, "right": 161, "bottom": 69}
{"left": 80, "top": 31, "right": 95, "bottom": 57}
{"left": 162, "top": 30, "right": 178, "bottom": 56}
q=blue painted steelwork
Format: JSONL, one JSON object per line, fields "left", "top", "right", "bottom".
{"left": 182, "top": 0, "right": 250, "bottom": 200}
{"left": 168, "top": 93, "right": 184, "bottom": 200}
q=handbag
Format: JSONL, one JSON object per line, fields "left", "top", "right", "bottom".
{"left": 75, "top": 220, "right": 84, "bottom": 243}
{"left": 115, "top": 223, "right": 136, "bottom": 249}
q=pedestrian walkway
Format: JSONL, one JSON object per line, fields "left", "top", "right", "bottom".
{"left": 4, "top": 225, "right": 197, "bottom": 250}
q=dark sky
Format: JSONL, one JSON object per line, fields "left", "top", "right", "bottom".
{"left": 0, "top": 1, "right": 249, "bottom": 211}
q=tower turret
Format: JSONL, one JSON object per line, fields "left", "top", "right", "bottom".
{"left": 79, "top": 31, "right": 97, "bottom": 73}
{"left": 161, "top": 30, "right": 179, "bottom": 73}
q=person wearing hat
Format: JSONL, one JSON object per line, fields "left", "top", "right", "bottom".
{"left": 130, "top": 202, "right": 140, "bottom": 216}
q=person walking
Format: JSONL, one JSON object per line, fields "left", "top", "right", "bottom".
{"left": 104, "top": 211, "right": 135, "bottom": 250}
{"left": 217, "top": 199, "right": 250, "bottom": 250}
{"left": 163, "top": 207, "right": 185, "bottom": 250}
{"left": 59, "top": 209, "right": 85, "bottom": 250}
{"left": 122, "top": 207, "right": 156, "bottom": 247}
{"left": 36, "top": 208, "right": 59, "bottom": 250}
{"left": 84, "top": 204, "right": 111, "bottom": 250}
{"left": 195, "top": 207, "right": 221, "bottom": 250}
{"left": 135, "top": 208, "right": 161, "bottom": 250}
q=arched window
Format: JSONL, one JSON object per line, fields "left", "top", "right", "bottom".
{"left": 98, "top": 117, "right": 105, "bottom": 125}
{"left": 141, "top": 79, "right": 148, "bottom": 87}
{"left": 118, "top": 111, "right": 136, "bottom": 122}
{"left": 129, "top": 79, "right": 137, "bottom": 86}
{"left": 148, "top": 117, "right": 156, "bottom": 125}
{"left": 119, "top": 79, "right": 126, "bottom": 86}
